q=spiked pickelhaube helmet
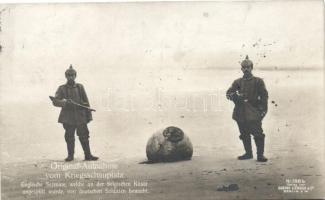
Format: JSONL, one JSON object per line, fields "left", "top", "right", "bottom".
{"left": 241, "top": 55, "right": 253, "bottom": 68}
{"left": 65, "top": 64, "right": 77, "bottom": 76}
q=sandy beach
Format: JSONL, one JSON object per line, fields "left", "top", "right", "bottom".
{"left": 1, "top": 69, "right": 324, "bottom": 199}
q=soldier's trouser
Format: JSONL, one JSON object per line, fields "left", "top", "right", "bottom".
{"left": 63, "top": 123, "right": 91, "bottom": 157}
{"left": 236, "top": 121, "right": 265, "bottom": 156}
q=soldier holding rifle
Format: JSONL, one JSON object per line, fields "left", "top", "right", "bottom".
{"left": 226, "top": 56, "right": 268, "bottom": 162}
{"left": 51, "top": 65, "right": 99, "bottom": 162}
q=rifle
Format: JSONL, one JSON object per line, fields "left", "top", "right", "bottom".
{"left": 49, "top": 96, "right": 96, "bottom": 112}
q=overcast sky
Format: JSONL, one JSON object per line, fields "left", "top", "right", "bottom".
{"left": 1, "top": 1, "right": 324, "bottom": 69}
{"left": 0, "top": 1, "right": 324, "bottom": 102}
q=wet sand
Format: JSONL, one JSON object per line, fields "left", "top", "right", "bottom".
{"left": 1, "top": 69, "right": 324, "bottom": 199}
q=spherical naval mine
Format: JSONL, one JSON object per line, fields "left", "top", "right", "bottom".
{"left": 146, "top": 126, "right": 193, "bottom": 162}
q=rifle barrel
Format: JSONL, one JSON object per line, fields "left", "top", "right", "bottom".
{"left": 49, "top": 96, "right": 96, "bottom": 112}
{"left": 71, "top": 101, "right": 96, "bottom": 112}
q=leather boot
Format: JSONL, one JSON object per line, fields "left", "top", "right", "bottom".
{"left": 238, "top": 137, "right": 253, "bottom": 160}
{"left": 65, "top": 141, "right": 74, "bottom": 162}
{"left": 80, "top": 139, "right": 99, "bottom": 161}
{"left": 255, "top": 136, "right": 268, "bottom": 162}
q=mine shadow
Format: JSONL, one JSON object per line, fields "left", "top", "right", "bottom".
{"left": 138, "top": 158, "right": 192, "bottom": 165}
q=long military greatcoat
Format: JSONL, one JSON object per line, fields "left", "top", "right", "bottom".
{"left": 53, "top": 83, "right": 92, "bottom": 125}
{"left": 226, "top": 76, "right": 268, "bottom": 122}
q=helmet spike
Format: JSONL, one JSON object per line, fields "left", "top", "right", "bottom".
{"left": 241, "top": 55, "right": 253, "bottom": 68}
{"left": 65, "top": 64, "right": 77, "bottom": 75}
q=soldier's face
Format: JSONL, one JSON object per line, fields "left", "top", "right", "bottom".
{"left": 241, "top": 65, "right": 252, "bottom": 74}
{"left": 66, "top": 73, "right": 76, "bottom": 83}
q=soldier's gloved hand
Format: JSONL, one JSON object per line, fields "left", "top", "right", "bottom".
{"left": 60, "top": 98, "right": 67, "bottom": 106}
{"left": 66, "top": 99, "right": 73, "bottom": 105}
{"left": 227, "top": 91, "right": 242, "bottom": 101}
{"left": 62, "top": 99, "right": 73, "bottom": 107}
{"left": 233, "top": 92, "right": 245, "bottom": 104}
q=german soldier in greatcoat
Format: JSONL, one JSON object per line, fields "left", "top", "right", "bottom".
{"left": 226, "top": 56, "right": 268, "bottom": 162}
{"left": 52, "top": 65, "right": 99, "bottom": 162}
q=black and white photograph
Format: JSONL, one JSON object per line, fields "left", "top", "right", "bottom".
{"left": 0, "top": 1, "right": 324, "bottom": 199}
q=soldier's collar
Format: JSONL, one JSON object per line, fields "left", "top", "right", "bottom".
{"left": 66, "top": 82, "right": 77, "bottom": 88}
{"left": 243, "top": 74, "right": 253, "bottom": 80}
